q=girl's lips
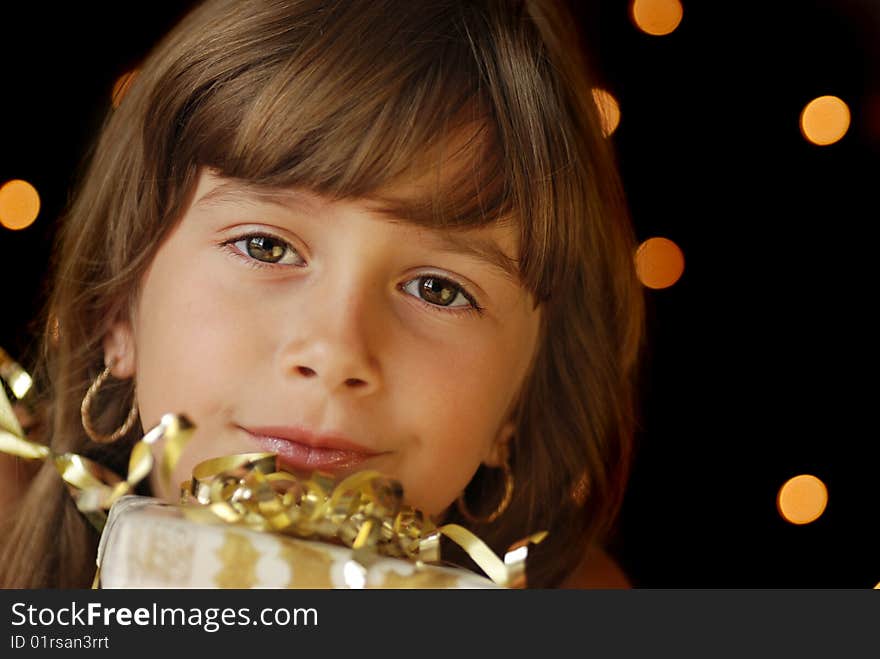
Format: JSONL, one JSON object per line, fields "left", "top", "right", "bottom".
{"left": 251, "top": 435, "right": 373, "bottom": 471}
{"left": 239, "top": 426, "right": 379, "bottom": 472}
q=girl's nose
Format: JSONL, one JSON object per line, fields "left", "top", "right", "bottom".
{"left": 277, "top": 286, "right": 383, "bottom": 397}
{"left": 284, "top": 344, "right": 380, "bottom": 396}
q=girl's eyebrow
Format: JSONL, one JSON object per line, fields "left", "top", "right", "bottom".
{"left": 194, "top": 181, "right": 320, "bottom": 214}
{"left": 419, "top": 231, "right": 521, "bottom": 285}
{"left": 195, "top": 181, "right": 522, "bottom": 285}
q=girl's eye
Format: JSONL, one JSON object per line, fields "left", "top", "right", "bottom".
{"left": 402, "top": 276, "right": 482, "bottom": 315}
{"left": 221, "top": 234, "right": 482, "bottom": 316}
{"left": 224, "top": 233, "right": 305, "bottom": 267}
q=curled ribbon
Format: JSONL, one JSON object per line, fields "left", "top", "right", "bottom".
{"left": 1, "top": 366, "right": 545, "bottom": 587}
{"left": 1, "top": 357, "right": 194, "bottom": 531}
{"left": 180, "top": 452, "right": 547, "bottom": 587}
{"left": 1, "top": 392, "right": 194, "bottom": 532}
{"left": 0, "top": 346, "right": 33, "bottom": 401}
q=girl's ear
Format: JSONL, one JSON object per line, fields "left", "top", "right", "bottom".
{"left": 102, "top": 320, "right": 136, "bottom": 378}
{"left": 484, "top": 420, "right": 515, "bottom": 468}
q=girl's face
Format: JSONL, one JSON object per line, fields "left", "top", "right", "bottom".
{"left": 106, "top": 169, "right": 541, "bottom": 515}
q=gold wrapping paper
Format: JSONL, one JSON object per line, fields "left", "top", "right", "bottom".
{"left": 98, "top": 495, "right": 501, "bottom": 589}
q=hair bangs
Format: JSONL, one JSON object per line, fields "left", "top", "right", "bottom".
{"left": 145, "top": 0, "right": 568, "bottom": 303}
{"left": 168, "top": 1, "right": 512, "bottom": 229}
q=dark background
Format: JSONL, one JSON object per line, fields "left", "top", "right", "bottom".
{"left": 1, "top": 2, "right": 877, "bottom": 587}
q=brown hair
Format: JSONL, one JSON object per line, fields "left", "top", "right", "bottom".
{"left": 0, "top": 0, "right": 644, "bottom": 588}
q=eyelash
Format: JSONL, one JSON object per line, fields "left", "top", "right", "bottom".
{"left": 218, "top": 232, "right": 484, "bottom": 317}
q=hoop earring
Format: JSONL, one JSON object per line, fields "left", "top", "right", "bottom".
{"left": 81, "top": 358, "right": 139, "bottom": 444}
{"left": 457, "top": 445, "right": 514, "bottom": 525}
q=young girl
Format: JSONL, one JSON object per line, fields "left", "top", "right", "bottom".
{"left": 0, "top": 0, "right": 644, "bottom": 588}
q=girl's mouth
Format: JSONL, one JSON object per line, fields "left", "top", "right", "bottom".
{"left": 238, "top": 425, "right": 380, "bottom": 473}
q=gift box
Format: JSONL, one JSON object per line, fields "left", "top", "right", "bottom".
{"left": 97, "top": 495, "right": 501, "bottom": 589}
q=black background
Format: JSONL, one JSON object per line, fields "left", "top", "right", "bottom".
{"left": 1, "top": 590, "right": 876, "bottom": 653}
{"left": 1, "top": 1, "right": 877, "bottom": 587}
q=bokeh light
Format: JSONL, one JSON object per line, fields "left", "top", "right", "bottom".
{"left": 592, "top": 88, "right": 621, "bottom": 137}
{"left": 0, "top": 179, "right": 40, "bottom": 230}
{"left": 777, "top": 474, "right": 828, "bottom": 525}
{"left": 635, "top": 237, "right": 685, "bottom": 289}
{"left": 800, "top": 95, "right": 850, "bottom": 146}
{"left": 630, "top": 0, "right": 683, "bottom": 36}
{"left": 112, "top": 70, "right": 139, "bottom": 109}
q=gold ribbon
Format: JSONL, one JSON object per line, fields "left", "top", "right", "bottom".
{"left": 0, "top": 346, "right": 33, "bottom": 400}
{"left": 0, "top": 351, "right": 28, "bottom": 442}
{"left": 1, "top": 371, "right": 195, "bottom": 531}
{"left": 1, "top": 364, "right": 544, "bottom": 587}
{"left": 179, "top": 452, "right": 546, "bottom": 587}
